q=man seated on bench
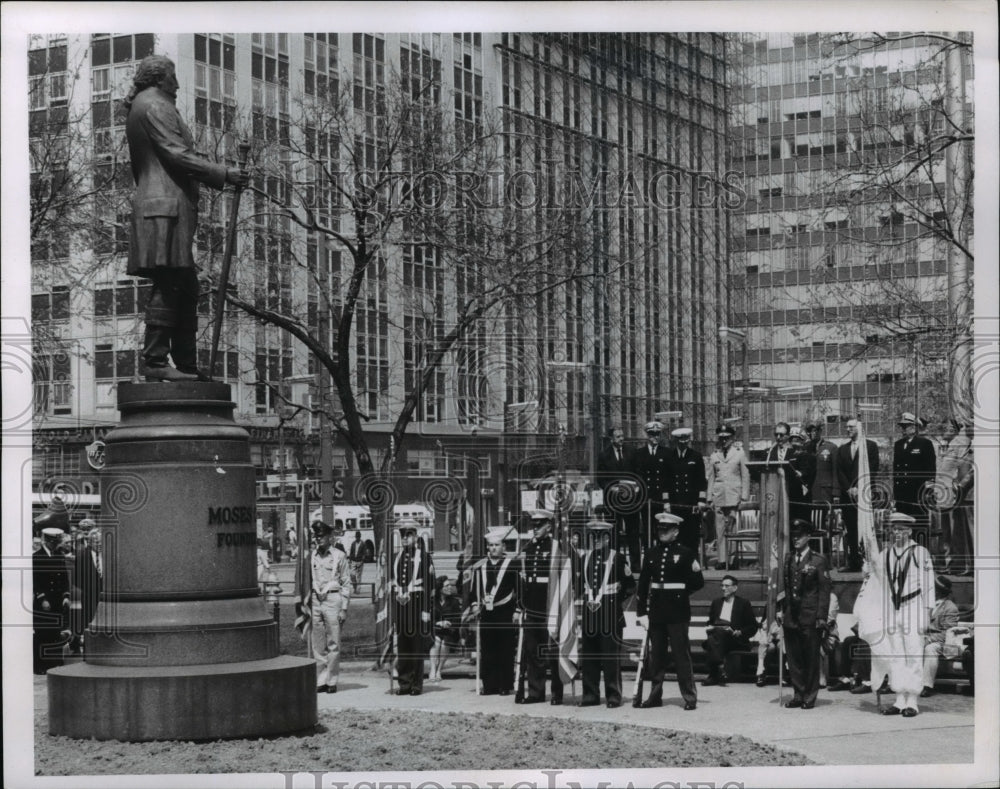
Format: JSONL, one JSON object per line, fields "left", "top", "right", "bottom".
{"left": 920, "top": 575, "right": 960, "bottom": 697}
{"left": 701, "top": 574, "right": 759, "bottom": 686}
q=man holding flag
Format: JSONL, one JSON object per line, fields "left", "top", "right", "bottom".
{"left": 516, "top": 509, "right": 574, "bottom": 705}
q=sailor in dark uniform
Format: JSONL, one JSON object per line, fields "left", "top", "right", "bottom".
{"left": 635, "top": 512, "right": 705, "bottom": 710}
{"left": 578, "top": 520, "right": 635, "bottom": 708}
{"left": 472, "top": 527, "right": 519, "bottom": 696}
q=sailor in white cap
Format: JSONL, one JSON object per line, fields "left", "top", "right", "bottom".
{"left": 33, "top": 527, "right": 71, "bottom": 674}
{"left": 391, "top": 518, "right": 434, "bottom": 695}
{"left": 309, "top": 520, "right": 352, "bottom": 694}
{"left": 664, "top": 427, "right": 708, "bottom": 554}
{"left": 471, "top": 526, "right": 518, "bottom": 695}
{"left": 633, "top": 420, "right": 671, "bottom": 548}
{"left": 578, "top": 520, "right": 635, "bottom": 708}
{"left": 874, "top": 512, "right": 935, "bottom": 717}
{"left": 516, "top": 509, "right": 564, "bottom": 704}
{"left": 634, "top": 512, "right": 704, "bottom": 710}
{"left": 893, "top": 411, "right": 937, "bottom": 526}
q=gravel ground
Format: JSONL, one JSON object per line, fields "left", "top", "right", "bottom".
{"left": 34, "top": 707, "right": 812, "bottom": 775}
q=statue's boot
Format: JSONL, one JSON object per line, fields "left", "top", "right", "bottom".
{"left": 171, "top": 326, "right": 211, "bottom": 381}
{"left": 142, "top": 325, "right": 197, "bottom": 382}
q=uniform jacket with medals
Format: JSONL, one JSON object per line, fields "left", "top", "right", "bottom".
{"left": 475, "top": 553, "right": 518, "bottom": 625}
{"left": 391, "top": 543, "right": 434, "bottom": 632}
{"left": 636, "top": 541, "right": 704, "bottom": 625}
{"left": 781, "top": 548, "right": 831, "bottom": 629}
{"left": 893, "top": 435, "right": 937, "bottom": 507}
{"left": 576, "top": 545, "right": 635, "bottom": 637}
{"left": 663, "top": 446, "right": 708, "bottom": 512}
{"left": 126, "top": 86, "right": 228, "bottom": 277}
{"left": 518, "top": 534, "right": 558, "bottom": 618}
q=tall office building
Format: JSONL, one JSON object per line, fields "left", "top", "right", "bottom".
{"left": 727, "top": 32, "right": 973, "bottom": 451}
{"left": 29, "top": 32, "right": 731, "bottom": 527}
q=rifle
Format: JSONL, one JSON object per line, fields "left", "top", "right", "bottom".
{"left": 513, "top": 614, "right": 526, "bottom": 702}
{"left": 475, "top": 611, "right": 482, "bottom": 695}
{"left": 631, "top": 626, "right": 650, "bottom": 707}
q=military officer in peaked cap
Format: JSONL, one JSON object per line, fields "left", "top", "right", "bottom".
{"left": 635, "top": 512, "right": 704, "bottom": 710}
{"left": 578, "top": 520, "right": 635, "bottom": 708}
{"left": 779, "top": 519, "right": 831, "bottom": 709}
{"left": 663, "top": 427, "right": 708, "bottom": 555}
{"left": 392, "top": 519, "right": 434, "bottom": 695}
{"left": 516, "top": 509, "right": 565, "bottom": 704}
{"left": 893, "top": 412, "right": 937, "bottom": 536}
{"left": 33, "top": 527, "right": 71, "bottom": 674}
{"left": 632, "top": 420, "right": 672, "bottom": 552}
{"left": 310, "top": 520, "right": 352, "bottom": 693}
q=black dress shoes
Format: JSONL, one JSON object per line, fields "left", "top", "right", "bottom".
{"left": 701, "top": 675, "right": 721, "bottom": 687}
{"left": 550, "top": 697, "right": 563, "bottom": 706}
{"left": 755, "top": 675, "right": 767, "bottom": 687}
{"left": 316, "top": 685, "right": 329, "bottom": 693}
{"left": 327, "top": 685, "right": 337, "bottom": 693}
{"left": 827, "top": 680, "right": 851, "bottom": 692}
{"left": 880, "top": 706, "right": 901, "bottom": 715}
{"left": 520, "top": 696, "right": 545, "bottom": 704}
{"left": 607, "top": 701, "right": 622, "bottom": 708}
{"left": 850, "top": 683, "right": 871, "bottom": 694}
{"left": 639, "top": 699, "right": 662, "bottom": 708}
{"left": 410, "top": 689, "right": 422, "bottom": 696}
{"left": 801, "top": 701, "right": 815, "bottom": 709}
{"left": 498, "top": 689, "right": 511, "bottom": 696}
{"left": 919, "top": 686, "right": 935, "bottom": 698}
{"left": 683, "top": 701, "right": 697, "bottom": 711}
{"left": 784, "top": 699, "right": 803, "bottom": 708}
{"left": 902, "top": 707, "right": 918, "bottom": 718}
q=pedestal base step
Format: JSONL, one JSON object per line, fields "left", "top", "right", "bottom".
{"left": 47, "top": 655, "right": 317, "bottom": 741}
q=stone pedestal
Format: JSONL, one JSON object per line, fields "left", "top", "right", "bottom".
{"left": 47, "top": 382, "right": 316, "bottom": 741}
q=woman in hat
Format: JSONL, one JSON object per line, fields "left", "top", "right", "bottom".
{"left": 429, "top": 577, "right": 463, "bottom": 682}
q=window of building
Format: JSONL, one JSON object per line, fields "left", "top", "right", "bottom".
{"left": 94, "top": 280, "right": 151, "bottom": 318}
{"left": 304, "top": 33, "right": 339, "bottom": 100}
{"left": 32, "top": 287, "right": 70, "bottom": 323}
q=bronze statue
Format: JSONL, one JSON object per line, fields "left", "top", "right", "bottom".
{"left": 125, "top": 55, "right": 248, "bottom": 381}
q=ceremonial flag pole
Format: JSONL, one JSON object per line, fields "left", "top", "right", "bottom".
{"left": 548, "top": 425, "right": 579, "bottom": 689}
{"left": 293, "top": 486, "right": 313, "bottom": 658}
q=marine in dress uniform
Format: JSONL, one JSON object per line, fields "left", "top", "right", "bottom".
{"left": 779, "top": 519, "right": 832, "bottom": 709}
{"left": 516, "top": 510, "right": 565, "bottom": 705}
{"left": 635, "top": 512, "right": 705, "bottom": 710}
{"left": 473, "top": 528, "right": 518, "bottom": 696}
{"left": 877, "top": 513, "right": 935, "bottom": 717}
{"left": 892, "top": 413, "right": 937, "bottom": 535}
{"left": 310, "top": 520, "right": 352, "bottom": 693}
{"left": 578, "top": 521, "right": 636, "bottom": 708}
{"left": 392, "top": 519, "right": 434, "bottom": 696}
{"left": 705, "top": 425, "right": 750, "bottom": 571}
{"left": 596, "top": 427, "right": 643, "bottom": 575}
{"left": 663, "top": 427, "right": 708, "bottom": 555}
{"left": 631, "top": 421, "right": 673, "bottom": 550}
{"left": 33, "top": 527, "right": 71, "bottom": 674}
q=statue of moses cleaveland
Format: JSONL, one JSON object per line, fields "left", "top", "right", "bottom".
{"left": 125, "top": 55, "right": 248, "bottom": 381}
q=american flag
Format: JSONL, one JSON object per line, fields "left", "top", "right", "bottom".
{"left": 547, "top": 520, "right": 578, "bottom": 684}
{"left": 293, "top": 487, "right": 313, "bottom": 655}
